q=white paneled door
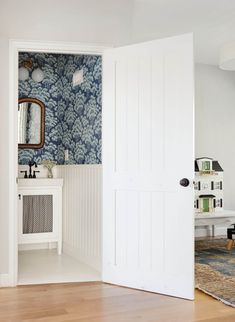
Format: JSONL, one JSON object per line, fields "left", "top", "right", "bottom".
{"left": 102, "top": 34, "right": 194, "bottom": 299}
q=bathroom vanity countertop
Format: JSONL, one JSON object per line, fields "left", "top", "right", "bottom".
{"left": 18, "top": 178, "right": 63, "bottom": 187}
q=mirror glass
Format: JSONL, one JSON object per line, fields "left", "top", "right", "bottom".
{"left": 18, "top": 98, "right": 45, "bottom": 149}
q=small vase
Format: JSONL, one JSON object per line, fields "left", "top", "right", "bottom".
{"left": 48, "top": 168, "right": 53, "bottom": 178}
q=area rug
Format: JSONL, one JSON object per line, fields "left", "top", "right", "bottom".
{"left": 195, "top": 238, "right": 235, "bottom": 307}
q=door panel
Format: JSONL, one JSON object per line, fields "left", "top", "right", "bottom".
{"left": 102, "top": 33, "right": 194, "bottom": 299}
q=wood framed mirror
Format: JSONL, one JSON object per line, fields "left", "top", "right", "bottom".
{"left": 18, "top": 98, "right": 45, "bottom": 149}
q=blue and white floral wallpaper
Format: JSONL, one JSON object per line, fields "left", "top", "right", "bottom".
{"left": 18, "top": 52, "right": 102, "bottom": 165}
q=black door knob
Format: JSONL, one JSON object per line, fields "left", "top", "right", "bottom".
{"left": 180, "top": 178, "right": 190, "bottom": 187}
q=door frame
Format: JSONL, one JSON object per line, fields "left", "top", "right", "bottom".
{"left": 8, "top": 40, "right": 109, "bottom": 286}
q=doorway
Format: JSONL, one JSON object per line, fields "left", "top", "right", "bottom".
{"left": 9, "top": 41, "right": 107, "bottom": 286}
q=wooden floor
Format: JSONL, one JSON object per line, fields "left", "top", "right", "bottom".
{"left": 0, "top": 283, "right": 234, "bottom": 322}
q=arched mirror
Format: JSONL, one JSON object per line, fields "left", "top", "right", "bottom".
{"left": 18, "top": 98, "right": 45, "bottom": 149}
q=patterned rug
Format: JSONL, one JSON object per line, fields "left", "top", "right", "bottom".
{"left": 195, "top": 238, "right": 235, "bottom": 307}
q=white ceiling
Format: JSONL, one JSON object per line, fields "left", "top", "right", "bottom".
{"left": 131, "top": 0, "right": 235, "bottom": 65}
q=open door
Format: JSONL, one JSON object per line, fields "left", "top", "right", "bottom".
{"left": 102, "top": 33, "right": 194, "bottom": 300}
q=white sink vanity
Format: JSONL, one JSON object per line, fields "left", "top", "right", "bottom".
{"left": 18, "top": 178, "right": 63, "bottom": 254}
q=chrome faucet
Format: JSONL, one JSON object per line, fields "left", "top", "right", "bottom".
{"left": 28, "top": 161, "right": 37, "bottom": 178}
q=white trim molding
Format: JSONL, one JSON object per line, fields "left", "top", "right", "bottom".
{"left": 9, "top": 39, "right": 111, "bottom": 55}
{"left": 8, "top": 40, "right": 107, "bottom": 286}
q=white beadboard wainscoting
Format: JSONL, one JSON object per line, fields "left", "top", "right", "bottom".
{"left": 57, "top": 165, "right": 102, "bottom": 272}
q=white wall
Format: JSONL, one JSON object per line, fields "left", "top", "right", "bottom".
{"left": 0, "top": 0, "right": 133, "bottom": 44}
{"left": 195, "top": 63, "right": 235, "bottom": 212}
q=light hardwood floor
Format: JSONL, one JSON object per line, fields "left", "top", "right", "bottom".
{"left": 0, "top": 283, "right": 234, "bottom": 322}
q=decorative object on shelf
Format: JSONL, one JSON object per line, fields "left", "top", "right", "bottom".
{"left": 194, "top": 157, "right": 224, "bottom": 213}
{"left": 42, "top": 160, "right": 56, "bottom": 178}
{"left": 18, "top": 58, "right": 44, "bottom": 82}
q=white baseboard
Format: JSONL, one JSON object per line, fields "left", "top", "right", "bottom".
{"left": 0, "top": 274, "right": 10, "bottom": 287}
{"left": 195, "top": 226, "right": 227, "bottom": 238}
{"left": 63, "top": 242, "right": 101, "bottom": 272}
{"left": 18, "top": 242, "right": 57, "bottom": 251}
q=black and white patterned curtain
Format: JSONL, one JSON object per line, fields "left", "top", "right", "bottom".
{"left": 23, "top": 195, "right": 53, "bottom": 234}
